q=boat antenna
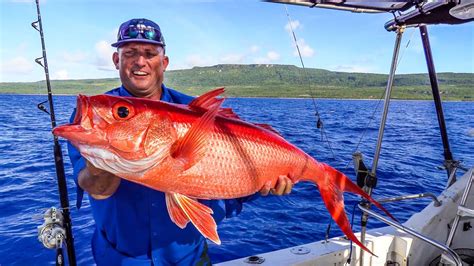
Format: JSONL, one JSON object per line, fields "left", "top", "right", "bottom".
{"left": 32, "top": 1, "right": 77, "bottom": 265}
{"left": 283, "top": 5, "right": 336, "bottom": 160}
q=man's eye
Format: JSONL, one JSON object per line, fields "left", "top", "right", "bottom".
{"left": 124, "top": 51, "right": 135, "bottom": 57}
{"left": 146, "top": 52, "right": 158, "bottom": 58}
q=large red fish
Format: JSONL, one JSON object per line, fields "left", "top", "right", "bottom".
{"left": 53, "top": 88, "right": 394, "bottom": 255}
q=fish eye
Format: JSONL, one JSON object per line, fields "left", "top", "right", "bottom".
{"left": 117, "top": 106, "right": 129, "bottom": 118}
{"left": 113, "top": 102, "right": 135, "bottom": 120}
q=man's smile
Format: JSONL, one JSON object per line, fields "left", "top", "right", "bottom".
{"left": 133, "top": 71, "right": 149, "bottom": 76}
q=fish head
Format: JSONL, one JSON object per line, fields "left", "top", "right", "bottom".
{"left": 53, "top": 94, "right": 176, "bottom": 170}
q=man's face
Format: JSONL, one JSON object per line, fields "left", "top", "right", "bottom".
{"left": 113, "top": 42, "right": 169, "bottom": 99}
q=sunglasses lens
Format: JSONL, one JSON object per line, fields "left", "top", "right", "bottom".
{"left": 128, "top": 27, "right": 139, "bottom": 38}
{"left": 144, "top": 29, "right": 156, "bottom": 40}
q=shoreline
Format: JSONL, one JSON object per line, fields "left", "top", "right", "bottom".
{"left": 1, "top": 93, "right": 472, "bottom": 102}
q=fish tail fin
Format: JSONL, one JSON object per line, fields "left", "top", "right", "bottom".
{"left": 309, "top": 162, "right": 394, "bottom": 257}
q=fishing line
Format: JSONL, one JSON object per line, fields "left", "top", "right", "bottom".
{"left": 342, "top": 91, "right": 385, "bottom": 172}
{"left": 342, "top": 27, "right": 414, "bottom": 172}
{"left": 345, "top": 202, "right": 359, "bottom": 265}
{"left": 32, "top": 0, "right": 76, "bottom": 264}
{"left": 396, "top": 27, "right": 416, "bottom": 70}
{"left": 283, "top": 5, "right": 337, "bottom": 160}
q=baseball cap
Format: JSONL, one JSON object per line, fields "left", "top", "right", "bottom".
{"left": 111, "top": 18, "right": 165, "bottom": 48}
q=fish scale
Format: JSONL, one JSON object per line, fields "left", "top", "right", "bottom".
{"left": 53, "top": 88, "right": 396, "bottom": 255}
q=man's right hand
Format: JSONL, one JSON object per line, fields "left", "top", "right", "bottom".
{"left": 78, "top": 160, "right": 121, "bottom": 200}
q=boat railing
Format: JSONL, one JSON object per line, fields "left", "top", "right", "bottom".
{"left": 358, "top": 204, "right": 462, "bottom": 266}
{"left": 440, "top": 170, "right": 474, "bottom": 264}
{"left": 377, "top": 192, "right": 442, "bottom": 207}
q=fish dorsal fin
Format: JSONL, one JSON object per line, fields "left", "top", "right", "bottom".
{"left": 189, "top": 87, "right": 225, "bottom": 110}
{"left": 218, "top": 108, "right": 241, "bottom": 120}
{"left": 166, "top": 192, "right": 221, "bottom": 245}
{"left": 255, "top": 123, "right": 283, "bottom": 137}
{"left": 170, "top": 99, "right": 221, "bottom": 170}
{"left": 189, "top": 88, "right": 241, "bottom": 120}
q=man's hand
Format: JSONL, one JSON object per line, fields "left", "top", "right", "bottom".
{"left": 78, "top": 160, "right": 121, "bottom": 200}
{"left": 260, "top": 175, "right": 293, "bottom": 196}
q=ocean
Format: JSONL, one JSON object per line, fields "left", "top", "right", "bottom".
{"left": 0, "top": 94, "right": 472, "bottom": 265}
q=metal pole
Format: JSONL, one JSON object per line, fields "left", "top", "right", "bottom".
{"left": 33, "top": 1, "right": 77, "bottom": 265}
{"left": 445, "top": 171, "right": 473, "bottom": 247}
{"left": 358, "top": 204, "right": 462, "bottom": 266}
{"left": 359, "top": 26, "right": 405, "bottom": 266}
{"left": 419, "top": 25, "right": 455, "bottom": 183}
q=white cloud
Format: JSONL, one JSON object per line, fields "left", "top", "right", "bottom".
{"left": 250, "top": 45, "right": 260, "bottom": 53}
{"left": 253, "top": 51, "right": 281, "bottom": 64}
{"left": 176, "top": 47, "right": 278, "bottom": 69}
{"left": 285, "top": 20, "right": 301, "bottom": 32}
{"left": 10, "top": 0, "right": 35, "bottom": 3}
{"left": 266, "top": 51, "right": 280, "bottom": 61}
{"left": 220, "top": 53, "right": 245, "bottom": 64}
{"left": 293, "top": 38, "right": 314, "bottom": 58}
{"left": 284, "top": 20, "right": 314, "bottom": 58}
{"left": 185, "top": 54, "right": 216, "bottom": 67}
{"left": 61, "top": 51, "right": 89, "bottom": 63}
{"left": 94, "top": 40, "right": 115, "bottom": 71}
{"left": 0, "top": 57, "right": 34, "bottom": 75}
{"left": 53, "top": 70, "right": 69, "bottom": 80}
{"left": 332, "top": 64, "right": 374, "bottom": 73}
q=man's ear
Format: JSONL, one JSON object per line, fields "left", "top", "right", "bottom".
{"left": 113, "top": 51, "right": 120, "bottom": 70}
{"left": 162, "top": 55, "right": 169, "bottom": 72}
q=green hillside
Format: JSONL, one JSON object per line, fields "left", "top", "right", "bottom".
{"left": 1, "top": 64, "right": 472, "bottom": 100}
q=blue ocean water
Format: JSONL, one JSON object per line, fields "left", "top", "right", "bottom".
{"left": 0, "top": 94, "right": 473, "bottom": 265}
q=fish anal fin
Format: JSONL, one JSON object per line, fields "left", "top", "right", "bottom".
{"left": 170, "top": 193, "right": 221, "bottom": 245}
{"left": 165, "top": 193, "right": 189, "bottom": 228}
{"left": 170, "top": 100, "right": 222, "bottom": 170}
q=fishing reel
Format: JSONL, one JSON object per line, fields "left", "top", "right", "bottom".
{"left": 38, "top": 207, "right": 66, "bottom": 249}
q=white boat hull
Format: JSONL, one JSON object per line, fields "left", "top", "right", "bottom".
{"left": 218, "top": 168, "right": 474, "bottom": 265}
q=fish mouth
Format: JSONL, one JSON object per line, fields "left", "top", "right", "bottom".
{"left": 52, "top": 95, "right": 96, "bottom": 143}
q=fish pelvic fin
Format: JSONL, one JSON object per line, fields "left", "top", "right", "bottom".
{"left": 310, "top": 162, "right": 395, "bottom": 257}
{"left": 166, "top": 192, "right": 221, "bottom": 245}
{"left": 165, "top": 193, "right": 190, "bottom": 228}
{"left": 170, "top": 99, "right": 222, "bottom": 170}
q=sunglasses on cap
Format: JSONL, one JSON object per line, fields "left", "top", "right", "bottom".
{"left": 120, "top": 24, "right": 159, "bottom": 41}
{"left": 112, "top": 19, "right": 166, "bottom": 48}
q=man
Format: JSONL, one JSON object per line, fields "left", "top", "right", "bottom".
{"left": 68, "top": 18, "right": 293, "bottom": 265}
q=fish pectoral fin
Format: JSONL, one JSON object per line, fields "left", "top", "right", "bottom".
{"left": 169, "top": 193, "right": 221, "bottom": 245}
{"left": 165, "top": 192, "right": 190, "bottom": 228}
{"left": 170, "top": 100, "right": 222, "bottom": 170}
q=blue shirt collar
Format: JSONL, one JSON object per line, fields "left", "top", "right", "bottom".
{"left": 119, "top": 84, "right": 173, "bottom": 101}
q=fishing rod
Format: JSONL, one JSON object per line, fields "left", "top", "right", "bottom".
{"left": 32, "top": 0, "right": 77, "bottom": 265}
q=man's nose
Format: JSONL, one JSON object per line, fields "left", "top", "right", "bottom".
{"left": 135, "top": 55, "right": 146, "bottom": 66}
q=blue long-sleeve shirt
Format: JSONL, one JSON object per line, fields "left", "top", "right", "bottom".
{"left": 67, "top": 85, "right": 255, "bottom": 265}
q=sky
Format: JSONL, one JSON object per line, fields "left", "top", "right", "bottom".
{"left": 0, "top": 0, "right": 473, "bottom": 82}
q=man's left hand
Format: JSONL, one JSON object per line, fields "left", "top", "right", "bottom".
{"left": 260, "top": 175, "right": 293, "bottom": 196}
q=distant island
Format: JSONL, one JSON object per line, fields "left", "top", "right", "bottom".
{"left": 1, "top": 64, "right": 472, "bottom": 100}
